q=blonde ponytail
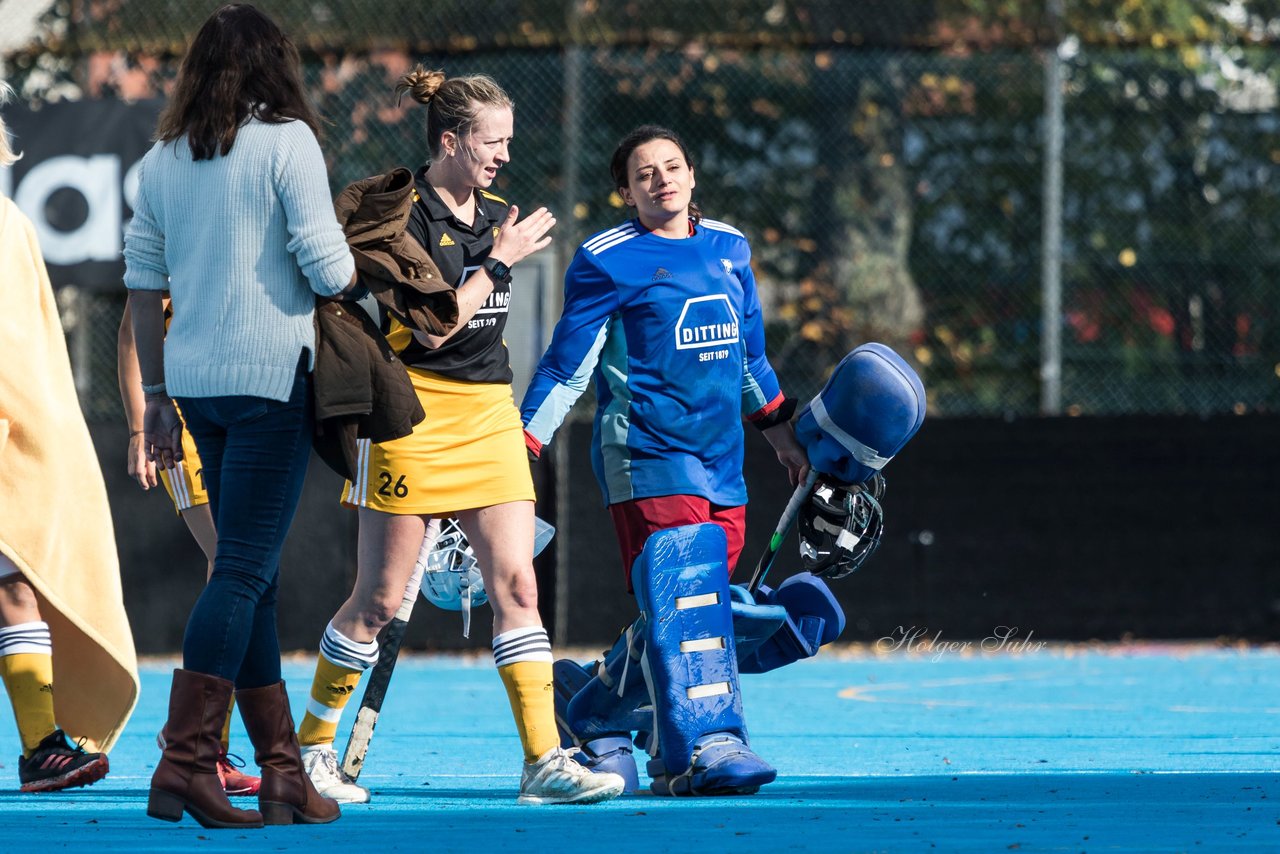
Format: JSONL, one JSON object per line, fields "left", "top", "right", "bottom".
{"left": 394, "top": 67, "right": 446, "bottom": 106}
{"left": 393, "top": 65, "right": 513, "bottom": 161}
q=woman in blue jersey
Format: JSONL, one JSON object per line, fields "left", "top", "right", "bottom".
{"left": 522, "top": 124, "right": 808, "bottom": 583}
{"left": 520, "top": 124, "right": 808, "bottom": 795}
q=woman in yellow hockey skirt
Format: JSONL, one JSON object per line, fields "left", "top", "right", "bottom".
{"left": 293, "top": 66, "right": 623, "bottom": 807}
{"left": 342, "top": 369, "right": 532, "bottom": 514}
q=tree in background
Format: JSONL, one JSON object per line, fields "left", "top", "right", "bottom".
{"left": 5, "top": 0, "right": 1280, "bottom": 414}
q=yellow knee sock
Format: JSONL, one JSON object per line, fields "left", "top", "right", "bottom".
{"left": 493, "top": 626, "right": 558, "bottom": 763}
{"left": 0, "top": 652, "right": 56, "bottom": 757}
{"left": 297, "top": 653, "right": 364, "bottom": 747}
{"left": 497, "top": 660, "right": 558, "bottom": 763}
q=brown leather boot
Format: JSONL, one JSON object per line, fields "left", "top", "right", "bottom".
{"left": 148, "top": 669, "right": 264, "bottom": 828}
{"left": 236, "top": 681, "right": 340, "bottom": 825}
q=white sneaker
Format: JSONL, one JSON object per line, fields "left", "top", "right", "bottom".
{"left": 517, "top": 746, "right": 626, "bottom": 805}
{"left": 300, "top": 743, "right": 371, "bottom": 804}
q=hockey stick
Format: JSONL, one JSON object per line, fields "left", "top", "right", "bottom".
{"left": 340, "top": 515, "right": 557, "bottom": 781}
{"left": 745, "top": 468, "right": 819, "bottom": 595}
{"left": 338, "top": 519, "right": 437, "bottom": 782}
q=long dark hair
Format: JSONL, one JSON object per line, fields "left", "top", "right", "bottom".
{"left": 609, "top": 124, "right": 702, "bottom": 224}
{"left": 156, "top": 4, "right": 319, "bottom": 161}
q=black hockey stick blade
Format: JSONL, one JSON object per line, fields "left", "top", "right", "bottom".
{"left": 746, "top": 468, "right": 819, "bottom": 594}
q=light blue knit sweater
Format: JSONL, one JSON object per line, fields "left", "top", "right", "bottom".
{"left": 124, "top": 118, "right": 354, "bottom": 402}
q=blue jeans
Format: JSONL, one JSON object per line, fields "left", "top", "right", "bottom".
{"left": 175, "top": 361, "right": 312, "bottom": 689}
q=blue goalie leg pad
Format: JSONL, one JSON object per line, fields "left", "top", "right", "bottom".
{"left": 632, "top": 524, "right": 774, "bottom": 796}
{"left": 562, "top": 622, "right": 651, "bottom": 739}
{"left": 553, "top": 659, "right": 642, "bottom": 791}
{"left": 739, "top": 573, "right": 846, "bottom": 674}
{"left": 552, "top": 658, "right": 594, "bottom": 749}
{"left": 574, "top": 734, "right": 641, "bottom": 793}
{"left": 728, "top": 585, "right": 788, "bottom": 662}
{"left": 647, "top": 733, "right": 777, "bottom": 797}
{"left": 773, "top": 571, "right": 846, "bottom": 644}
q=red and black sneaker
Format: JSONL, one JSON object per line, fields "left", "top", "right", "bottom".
{"left": 18, "top": 729, "right": 109, "bottom": 793}
{"left": 216, "top": 750, "right": 261, "bottom": 797}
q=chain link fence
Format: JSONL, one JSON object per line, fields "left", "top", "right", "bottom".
{"left": 4, "top": 1, "right": 1279, "bottom": 421}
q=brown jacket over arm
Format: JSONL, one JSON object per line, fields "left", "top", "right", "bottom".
{"left": 313, "top": 168, "right": 460, "bottom": 479}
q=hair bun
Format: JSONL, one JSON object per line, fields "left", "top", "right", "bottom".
{"left": 395, "top": 66, "right": 446, "bottom": 105}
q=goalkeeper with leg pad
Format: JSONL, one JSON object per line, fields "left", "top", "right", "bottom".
{"left": 520, "top": 125, "right": 810, "bottom": 796}
{"left": 520, "top": 125, "right": 927, "bottom": 796}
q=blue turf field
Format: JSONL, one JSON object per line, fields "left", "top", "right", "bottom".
{"left": 0, "top": 645, "right": 1276, "bottom": 852}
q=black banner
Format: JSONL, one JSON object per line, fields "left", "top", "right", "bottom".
{"left": 1, "top": 99, "right": 162, "bottom": 289}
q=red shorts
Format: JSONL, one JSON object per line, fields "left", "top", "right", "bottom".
{"left": 608, "top": 495, "right": 746, "bottom": 592}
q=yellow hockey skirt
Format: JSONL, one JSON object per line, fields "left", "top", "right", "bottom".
{"left": 160, "top": 406, "right": 208, "bottom": 513}
{"left": 341, "top": 368, "right": 535, "bottom": 516}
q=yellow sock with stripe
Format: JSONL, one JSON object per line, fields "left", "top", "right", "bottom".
{"left": 493, "top": 626, "right": 558, "bottom": 763}
{"left": 221, "top": 696, "right": 235, "bottom": 752}
{"left": 0, "top": 622, "right": 56, "bottom": 757}
{"left": 297, "top": 621, "right": 379, "bottom": 747}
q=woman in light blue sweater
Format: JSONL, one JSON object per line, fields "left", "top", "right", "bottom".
{"left": 124, "top": 3, "right": 353, "bottom": 831}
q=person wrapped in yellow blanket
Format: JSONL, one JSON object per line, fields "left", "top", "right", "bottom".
{"left": 0, "top": 80, "right": 140, "bottom": 792}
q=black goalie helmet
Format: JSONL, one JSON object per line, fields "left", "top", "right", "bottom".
{"left": 797, "top": 473, "right": 886, "bottom": 579}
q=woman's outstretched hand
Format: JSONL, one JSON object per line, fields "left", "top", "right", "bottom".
{"left": 489, "top": 205, "right": 556, "bottom": 267}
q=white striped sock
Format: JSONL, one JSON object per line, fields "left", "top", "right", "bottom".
{"left": 492, "top": 626, "right": 552, "bottom": 668}
{"left": 319, "top": 621, "right": 379, "bottom": 671}
{"left": 0, "top": 621, "right": 52, "bottom": 657}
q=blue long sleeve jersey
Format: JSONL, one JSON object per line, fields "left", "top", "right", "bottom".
{"left": 520, "top": 217, "right": 786, "bottom": 507}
